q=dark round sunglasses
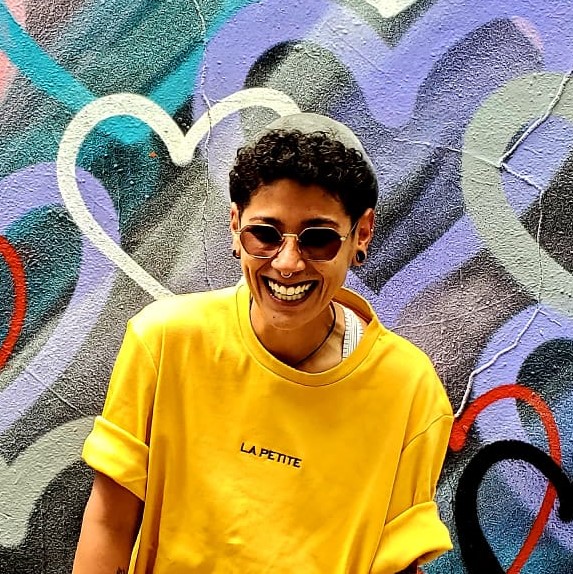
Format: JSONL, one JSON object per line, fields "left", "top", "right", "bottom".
{"left": 235, "top": 222, "right": 356, "bottom": 261}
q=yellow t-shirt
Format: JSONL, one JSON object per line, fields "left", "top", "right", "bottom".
{"left": 83, "top": 284, "right": 453, "bottom": 573}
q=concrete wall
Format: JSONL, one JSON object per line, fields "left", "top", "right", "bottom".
{"left": 1, "top": 1, "right": 572, "bottom": 572}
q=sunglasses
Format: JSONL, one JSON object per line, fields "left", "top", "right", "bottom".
{"left": 235, "top": 222, "right": 357, "bottom": 261}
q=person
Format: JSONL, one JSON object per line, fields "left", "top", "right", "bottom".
{"left": 72, "top": 113, "right": 453, "bottom": 574}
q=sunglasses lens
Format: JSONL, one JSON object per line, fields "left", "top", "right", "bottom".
{"left": 240, "top": 225, "right": 283, "bottom": 257}
{"left": 298, "top": 228, "right": 342, "bottom": 261}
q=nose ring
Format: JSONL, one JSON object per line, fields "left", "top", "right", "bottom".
{"left": 280, "top": 272, "right": 293, "bottom": 279}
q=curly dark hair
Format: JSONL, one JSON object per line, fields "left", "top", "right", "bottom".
{"left": 229, "top": 129, "right": 378, "bottom": 223}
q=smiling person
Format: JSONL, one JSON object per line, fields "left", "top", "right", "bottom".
{"left": 72, "top": 113, "right": 453, "bottom": 574}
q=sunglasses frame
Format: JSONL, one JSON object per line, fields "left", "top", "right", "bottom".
{"left": 234, "top": 221, "right": 358, "bottom": 262}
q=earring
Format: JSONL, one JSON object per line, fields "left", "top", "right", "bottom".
{"left": 232, "top": 249, "right": 240, "bottom": 259}
{"left": 355, "top": 251, "right": 366, "bottom": 264}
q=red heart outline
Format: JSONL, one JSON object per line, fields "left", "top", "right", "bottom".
{"left": 0, "top": 236, "right": 27, "bottom": 370}
{"left": 450, "top": 384, "right": 561, "bottom": 573}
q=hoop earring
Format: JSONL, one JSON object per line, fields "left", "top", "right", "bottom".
{"left": 232, "top": 249, "right": 240, "bottom": 259}
{"left": 355, "top": 251, "right": 366, "bottom": 264}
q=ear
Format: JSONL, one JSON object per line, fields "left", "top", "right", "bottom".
{"left": 230, "top": 202, "right": 242, "bottom": 252}
{"left": 354, "top": 208, "right": 374, "bottom": 253}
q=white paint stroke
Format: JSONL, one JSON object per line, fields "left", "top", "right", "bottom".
{"left": 0, "top": 417, "right": 94, "bottom": 547}
{"left": 459, "top": 72, "right": 573, "bottom": 412}
{"left": 363, "top": 0, "right": 419, "bottom": 19}
{"left": 57, "top": 88, "right": 300, "bottom": 300}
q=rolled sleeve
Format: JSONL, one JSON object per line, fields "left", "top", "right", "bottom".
{"left": 371, "top": 501, "right": 452, "bottom": 572}
{"left": 372, "top": 402, "right": 453, "bottom": 574}
{"left": 82, "top": 317, "right": 160, "bottom": 501}
{"left": 83, "top": 415, "right": 149, "bottom": 500}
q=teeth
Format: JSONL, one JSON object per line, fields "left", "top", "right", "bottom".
{"left": 267, "top": 279, "right": 313, "bottom": 301}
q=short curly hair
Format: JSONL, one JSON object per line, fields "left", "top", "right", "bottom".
{"left": 229, "top": 129, "right": 378, "bottom": 223}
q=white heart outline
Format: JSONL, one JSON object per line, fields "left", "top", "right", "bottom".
{"left": 461, "top": 72, "right": 573, "bottom": 317}
{"left": 56, "top": 88, "right": 300, "bottom": 299}
{"left": 363, "top": 0, "right": 420, "bottom": 19}
{"left": 0, "top": 416, "right": 94, "bottom": 546}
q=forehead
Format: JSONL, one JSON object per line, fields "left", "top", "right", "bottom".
{"left": 243, "top": 179, "right": 349, "bottom": 228}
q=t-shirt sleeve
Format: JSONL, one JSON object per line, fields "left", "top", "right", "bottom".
{"left": 371, "top": 378, "right": 454, "bottom": 573}
{"left": 82, "top": 318, "right": 159, "bottom": 501}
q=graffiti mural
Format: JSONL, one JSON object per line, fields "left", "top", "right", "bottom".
{"left": 1, "top": 0, "right": 572, "bottom": 572}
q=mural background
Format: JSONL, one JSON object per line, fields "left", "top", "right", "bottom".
{"left": 1, "top": 0, "right": 572, "bottom": 572}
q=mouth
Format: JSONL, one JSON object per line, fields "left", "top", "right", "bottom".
{"left": 264, "top": 278, "right": 316, "bottom": 302}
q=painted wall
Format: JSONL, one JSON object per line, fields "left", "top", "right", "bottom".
{"left": 1, "top": 0, "right": 572, "bottom": 572}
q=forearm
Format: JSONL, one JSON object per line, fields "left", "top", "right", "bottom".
{"left": 73, "top": 472, "right": 142, "bottom": 574}
{"left": 72, "top": 517, "right": 134, "bottom": 573}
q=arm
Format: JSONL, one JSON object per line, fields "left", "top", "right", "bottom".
{"left": 396, "top": 563, "right": 418, "bottom": 573}
{"left": 73, "top": 472, "right": 143, "bottom": 574}
{"left": 370, "top": 371, "right": 453, "bottom": 573}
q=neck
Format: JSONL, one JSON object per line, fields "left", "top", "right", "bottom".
{"left": 250, "top": 302, "right": 342, "bottom": 371}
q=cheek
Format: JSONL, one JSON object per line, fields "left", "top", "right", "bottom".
{"left": 335, "top": 245, "right": 355, "bottom": 272}
{"left": 336, "top": 258, "right": 353, "bottom": 283}
{"left": 317, "top": 262, "right": 350, "bottom": 292}
{"left": 342, "top": 244, "right": 357, "bottom": 268}
{"left": 241, "top": 259, "right": 266, "bottom": 282}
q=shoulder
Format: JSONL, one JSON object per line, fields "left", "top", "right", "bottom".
{"left": 338, "top": 287, "right": 452, "bottom": 419}
{"left": 122, "top": 286, "right": 240, "bottom": 356}
{"left": 382, "top": 329, "right": 437, "bottom": 375}
{"left": 131, "top": 286, "right": 237, "bottom": 330}
{"left": 384, "top": 330, "right": 452, "bottom": 418}
{"left": 337, "top": 287, "right": 440, "bottom": 378}
{"left": 373, "top": 331, "right": 453, "bottom": 449}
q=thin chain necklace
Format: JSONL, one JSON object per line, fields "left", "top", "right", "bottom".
{"left": 293, "top": 302, "right": 336, "bottom": 367}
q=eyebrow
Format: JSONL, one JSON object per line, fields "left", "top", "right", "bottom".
{"left": 250, "top": 216, "right": 341, "bottom": 228}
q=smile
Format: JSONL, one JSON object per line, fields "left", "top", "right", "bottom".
{"left": 265, "top": 278, "right": 315, "bottom": 302}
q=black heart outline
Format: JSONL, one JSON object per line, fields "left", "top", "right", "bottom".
{"left": 455, "top": 440, "right": 573, "bottom": 573}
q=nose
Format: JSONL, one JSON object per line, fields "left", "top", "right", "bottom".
{"left": 270, "top": 235, "right": 306, "bottom": 275}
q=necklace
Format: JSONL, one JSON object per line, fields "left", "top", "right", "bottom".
{"left": 293, "top": 303, "right": 336, "bottom": 367}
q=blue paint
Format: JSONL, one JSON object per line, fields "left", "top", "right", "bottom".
{"left": 0, "top": 1, "right": 94, "bottom": 111}
{"left": 2, "top": 205, "right": 82, "bottom": 345}
{"left": 149, "top": 0, "right": 256, "bottom": 110}
{"left": 0, "top": 0, "right": 257, "bottom": 146}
